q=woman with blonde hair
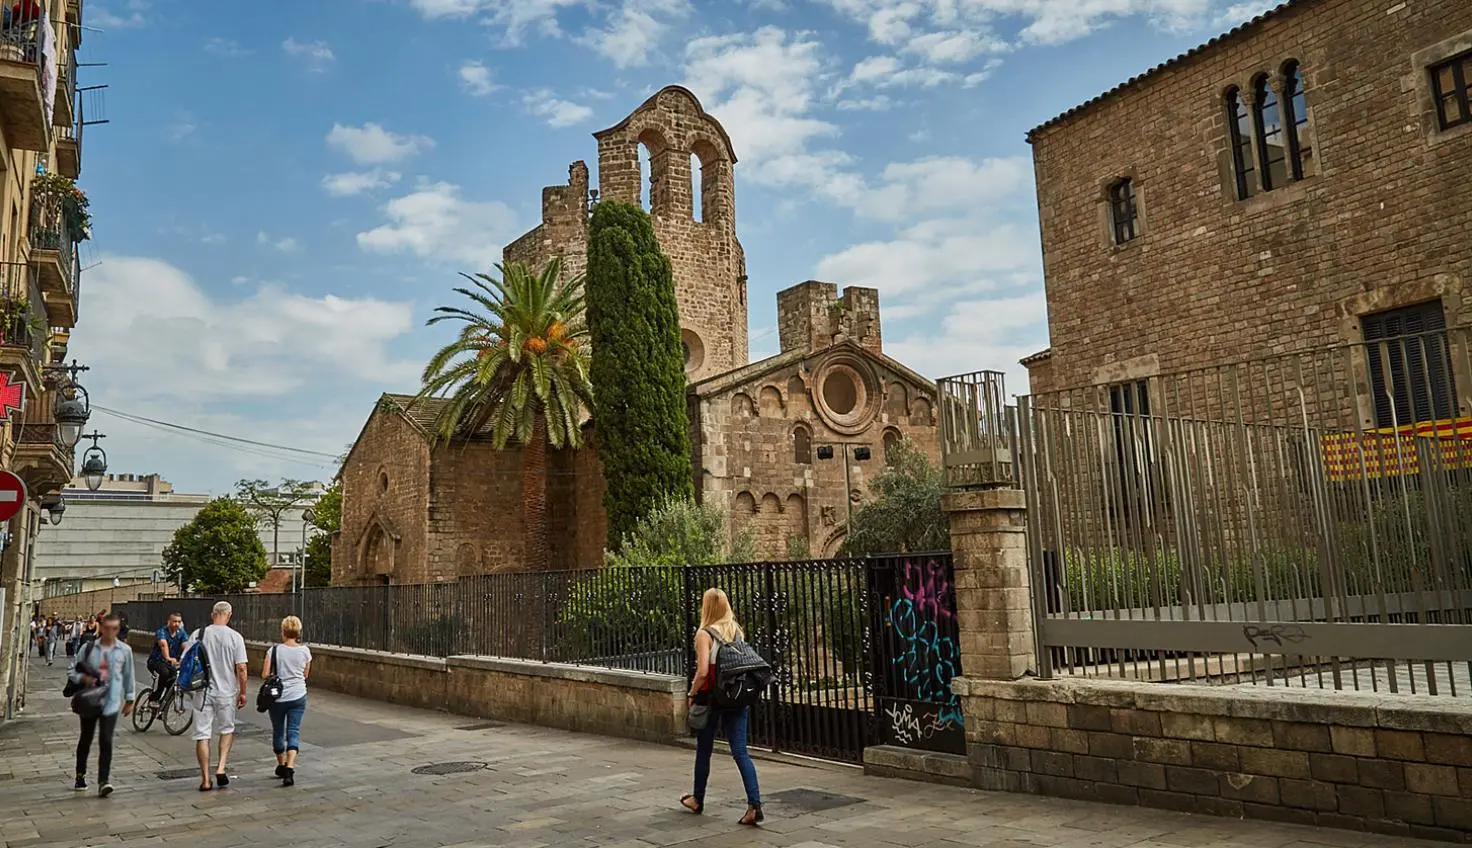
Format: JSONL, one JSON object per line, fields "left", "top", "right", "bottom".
{"left": 680, "top": 588, "right": 763, "bottom": 826}
{"left": 262, "top": 615, "right": 312, "bottom": 786}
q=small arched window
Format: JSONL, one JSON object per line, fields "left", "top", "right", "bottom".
{"left": 689, "top": 152, "right": 703, "bottom": 222}
{"left": 1281, "top": 61, "right": 1313, "bottom": 179}
{"left": 1226, "top": 87, "right": 1256, "bottom": 200}
{"left": 1253, "top": 74, "right": 1287, "bottom": 191}
{"left": 792, "top": 425, "right": 812, "bottom": 465}
{"left": 1107, "top": 178, "right": 1137, "bottom": 244}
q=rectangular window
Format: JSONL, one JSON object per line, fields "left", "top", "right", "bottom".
{"left": 1108, "top": 178, "right": 1137, "bottom": 244}
{"left": 1432, "top": 51, "right": 1472, "bottom": 130}
{"left": 1361, "top": 301, "right": 1456, "bottom": 428}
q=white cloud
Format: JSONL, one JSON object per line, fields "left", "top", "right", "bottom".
{"left": 256, "top": 232, "right": 300, "bottom": 253}
{"left": 816, "top": 220, "right": 1037, "bottom": 300}
{"left": 578, "top": 0, "right": 689, "bottom": 68}
{"left": 282, "top": 38, "right": 336, "bottom": 70}
{"left": 457, "top": 60, "right": 498, "bottom": 96}
{"left": 322, "top": 169, "right": 402, "bottom": 197}
{"left": 522, "top": 91, "right": 594, "bottom": 128}
{"left": 357, "top": 182, "right": 520, "bottom": 268}
{"left": 204, "top": 37, "right": 250, "bottom": 57}
{"left": 325, "top": 123, "right": 435, "bottom": 165}
{"left": 1215, "top": 0, "right": 1277, "bottom": 25}
{"left": 845, "top": 53, "right": 1001, "bottom": 90}
{"left": 91, "top": 0, "right": 147, "bottom": 28}
{"left": 847, "top": 156, "right": 1033, "bottom": 221}
{"left": 886, "top": 293, "right": 1048, "bottom": 390}
{"left": 167, "top": 122, "right": 197, "bottom": 142}
{"left": 409, "top": 0, "right": 583, "bottom": 42}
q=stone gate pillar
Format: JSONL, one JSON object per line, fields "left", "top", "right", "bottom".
{"left": 942, "top": 488, "right": 1034, "bottom": 681}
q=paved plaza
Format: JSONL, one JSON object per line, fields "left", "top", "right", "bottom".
{"left": 0, "top": 656, "right": 1448, "bottom": 848}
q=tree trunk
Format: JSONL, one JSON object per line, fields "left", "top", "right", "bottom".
{"left": 522, "top": 412, "right": 550, "bottom": 571}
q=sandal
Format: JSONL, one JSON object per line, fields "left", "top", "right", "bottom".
{"left": 679, "top": 794, "right": 703, "bottom": 815}
{"left": 739, "top": 805, "right": 763, "bottom": 826}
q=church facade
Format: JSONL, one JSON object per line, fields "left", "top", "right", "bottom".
{"left": 332, "top": 87, "right": 939, "bottom": 584}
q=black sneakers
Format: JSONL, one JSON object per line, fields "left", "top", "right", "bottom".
{"left": 98, "top": 783, "right": 113, "bottom": 798}
{"left": 73, "top": 775, "right": 86, "bottom": 791}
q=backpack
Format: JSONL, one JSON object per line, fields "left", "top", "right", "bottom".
{"left": 177, "top": 628, "right": 212, "bottom": 693}
{"left": 705, "top": 627, "right": 773, "bottom": 710}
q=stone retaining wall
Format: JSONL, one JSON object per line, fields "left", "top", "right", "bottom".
{"left": 954, "top": 676, "right": 1472, "bottom": 843}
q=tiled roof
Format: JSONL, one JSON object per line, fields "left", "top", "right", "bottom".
{"left": 1026, "top": 0, "right": 1312, "bottom": 142}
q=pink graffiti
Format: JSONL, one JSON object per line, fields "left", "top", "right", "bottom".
{"left": 900, "top": 559, "right": 954, "bottom": 621}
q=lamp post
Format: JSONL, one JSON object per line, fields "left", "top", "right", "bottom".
{"left": 79, "top": 432, "right": 107, "bottom": 491}
{"left": 815, "top": 440, "right": 873, "bottom": 530}
{"left": 40, "top": 494, "right": 64, "bottom": 526}
{"left": 46, "top": 361, "right": 91, "bottom": 449}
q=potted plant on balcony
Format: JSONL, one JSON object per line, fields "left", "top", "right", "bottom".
{"left": 0, "top": 296, "right": 29, "bottom": 346}
{"left": 32, "top": 173, "right": 90, "bottom": 243}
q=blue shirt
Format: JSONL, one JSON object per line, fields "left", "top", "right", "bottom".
{"left": 150, "top": 626, "right": 187, "bottom": 664}
{"left": 68, "top": 641, "right": 135, "bottom": 717}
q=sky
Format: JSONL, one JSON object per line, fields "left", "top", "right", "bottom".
{"left": 69, "top": 0, "right": 1277, "bottom": 494}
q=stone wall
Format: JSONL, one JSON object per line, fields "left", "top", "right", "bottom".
{"left": 503, "top": 161, "right": 590, "bottom": 284}
{"left": 777, "top": 281, "right": 882, "bottom": 357}
{"left": 334, "top": 410, "right": 431, "bottom": 586}
{"left": 952, "top": 676, "right": 1472, "bottom": 843}
{"left": 1028, "top": 0, "right": 1472, "bottom": 395}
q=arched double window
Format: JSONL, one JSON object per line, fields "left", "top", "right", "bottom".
{"left": 1226, "top": 62, "right": 1312, "bottom": 200}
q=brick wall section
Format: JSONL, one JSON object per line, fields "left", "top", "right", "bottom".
{"left": 778, "top": 282, "right": 883, "bottom": 357}
{"left": 955, "top": 676, "right": 1472, "bottom": 843}
{"left": 1028, "top": 0, "right": 1472, "bottom": 396}
{"left": 334, "top": 411, "right": 431, "bottom": 586}
{"left": 503, "top": 161, "right": 589, "bottom": 284}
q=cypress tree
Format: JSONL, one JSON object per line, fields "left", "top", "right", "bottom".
{"left": 585, "top": 201, "right": 695, "bottom": 550}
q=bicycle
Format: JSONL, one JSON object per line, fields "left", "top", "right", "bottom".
{"left": 131, "top": 671, "right": 194, "bottom": 735}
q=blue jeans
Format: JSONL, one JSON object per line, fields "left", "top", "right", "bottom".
{"left": 269, "top": 697, "right": 306, "bottom": 754}
{"left": 692, "top": 707, "right": 761, "bottom": 808}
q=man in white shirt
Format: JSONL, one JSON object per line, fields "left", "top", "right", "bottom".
{"left": 188, "top": 602, "right": 248, "bottom": 791}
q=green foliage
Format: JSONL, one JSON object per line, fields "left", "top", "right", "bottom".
{"left": 606, "top": 496, "right": 758, "bottom": 568}
{"left": 841, "top": 439, "right": 948, "bottom": 555}
{"left": 308, "top": 483, "right": 342, "bottom": 533}
{"left": 413, "top": 258, "right": 593, "bottom": 451}
{"left": 786, "top": 535, "right": 811, "bottom": 560}
{"left": 585, "top": 201, "right": 694, "bottom": 550}
{"left": 302, "top": 534, "right": 333, "bottom": 588}
{"left": 162, "top": 498, "right": 268, "bottom": 594}
{"left": 236, "top": 478, "right": 320, "bottom": 567}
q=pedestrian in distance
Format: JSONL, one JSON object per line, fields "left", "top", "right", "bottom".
{"left": 263, "top": 615, "right": 312, "bottom": 787}
{"left": 188, "top": 601, "right": 248, "bottom": 792}
{"left": 65, "top": 613, "right": 135, "bottom": 797}
{"left": 680, "top": 588, "right": 764, "bottom": 827}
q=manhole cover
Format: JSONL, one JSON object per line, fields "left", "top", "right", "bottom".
{"left": 765, "top": 788, "right": 865, "bottom": 813}
{"left": 411, "top": 761, "right": 488, "bottom": 776}
{"left": 156, "top": 768, "right": 201, "bottom": 781}
{"left": 455, "top": 722, "right": 504, "bottom": 731}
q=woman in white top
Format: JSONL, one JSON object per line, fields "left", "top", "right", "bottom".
{"left": 262, "top": 615, "right": 312, "bottom": 787}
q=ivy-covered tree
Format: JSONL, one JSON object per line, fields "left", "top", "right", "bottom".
{"left": 236, "top": 478, "right": 320, "bottom": 571}
{"left": 303, "top": 482, "right": 342, "bottom": 587}
{"left": 585, "top": 201, "right": 693, "bottom": 549}
{"left": 841, "top": 439, "right": 949, "bottom": 555}
{"left": 162, "top": 498, "right": 269, "bottom": 594}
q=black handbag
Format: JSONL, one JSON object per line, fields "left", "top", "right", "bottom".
{"left": 256, "top": 646, "right": 283, "bottom": 713}
{"left": 686, "top": 703, "right": 711, "bottom": 732}
{"left": 71, "top": 683, "right": 106, "bottom": 718}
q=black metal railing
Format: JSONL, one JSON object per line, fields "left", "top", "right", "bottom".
{"left": 0, "top": 7, "right": 46, "bottom": 72}
{"left": 29, "top": 196, "right": 75, "bottom": 289}
{"left": 0, "top": 262, "right": 41, "bottom": 361}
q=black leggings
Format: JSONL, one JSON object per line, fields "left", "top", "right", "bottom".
{"left": 76, "top": 713, "right": 117, "bottom": 784}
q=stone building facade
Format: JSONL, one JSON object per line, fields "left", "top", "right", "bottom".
{"left": 1024, "top": 0, "right": 1472, "bottom": 424}
{"left": 334, "top": 86, "right": 939, "bottom": 582}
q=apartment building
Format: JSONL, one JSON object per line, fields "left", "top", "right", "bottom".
{"left": 0, "top": 0, "right": 94, "bottom": 719}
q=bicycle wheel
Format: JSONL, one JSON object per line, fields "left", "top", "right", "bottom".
{"left": 162, "top": 689, "right": 194, "bottom": 736}
{"left": 131, "top": 691, "right": 157, "bottom": 732}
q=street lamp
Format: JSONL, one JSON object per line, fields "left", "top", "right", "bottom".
{"left": 79, "top": 432, "right": 107, "bottom": 491}
{"left": 46, "top": 361, "right": 91, "bottom": 449}
{"left": 40, "top": 494, "right": 65, "bottom": 526}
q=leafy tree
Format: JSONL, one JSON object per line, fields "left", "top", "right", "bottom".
{"left": 606, "top": 496, "right": 758, "bottom": 568}
{"left": 586, "top": 201, "right": 694, "bottom": 550}
{"left": 162, "top": 498, "right": 268, "bottom": 594}
{"left": 413, "top": 258, "right": 593, "bottom": 569}
{"left": 841, "top": 439, "right": 949, "bottom": 555}
{"left": 301, "top": 482, "right": 341, "bottom": 587}
{"left": 236, "top": 478, "right": 320, "bottom": 572}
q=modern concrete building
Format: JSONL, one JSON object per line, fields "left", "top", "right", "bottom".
{"left": 33, "top": 473, "right": 326, "bottom": 597}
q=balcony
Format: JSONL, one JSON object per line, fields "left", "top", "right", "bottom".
{"left": 55, "top": 119, "right": 79, "bottom": 177}
{"left": 0, "top": 11, "right": 53, "bottom": 151}
{"left": 0, "top": 261, "right": 47, "bottom": 398}
{"left": 28, "top": 195, "right": 78, "bottom": 327}
{"left": 14, "top": 419, "right": 74, "bottom": 496}
{"left": 53, "top": 44, "right": 74, "bottom": 129}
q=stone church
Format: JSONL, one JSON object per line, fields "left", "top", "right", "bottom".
{"left": 332, "top": 86, "right": 940, "bottom": 585}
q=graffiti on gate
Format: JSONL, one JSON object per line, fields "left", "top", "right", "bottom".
{"left": 886, "top": 557, "right": 964, "bottom": 743}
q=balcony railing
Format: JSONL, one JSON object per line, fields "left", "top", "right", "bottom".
{"left": 54, "top": 41, "right": 75, "bottom": 127}
{"left": 19, "top": 422, "right": 67, "bottom": 450}
{"left": 0, "top": 8, "right": 46, "bottom": 66}
{"left": 0, "top": 261, "right": 46, "bottom": 365}
{"left": 29, "top": 195, "right": 75, "bottom": 291}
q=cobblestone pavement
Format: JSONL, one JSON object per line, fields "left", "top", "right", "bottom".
{"left": 0, "top": 655, "right": 1446, "bottom": 848}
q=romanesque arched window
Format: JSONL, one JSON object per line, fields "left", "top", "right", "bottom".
{"left": 1252, "top": 74, "right": 1286, "bottom": 191}
{"left": 1225, "top": 86, "right": 1256, "bottom": 200}
{"left": 792, "top": 425, "right": 812, "bottom": 465}
{"left": 1281, "top": 61, "right": 1313, "bottom": 180}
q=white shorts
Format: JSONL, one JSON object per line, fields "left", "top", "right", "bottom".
{"left": 192, "top": 694, "right": 238, "bottom": 741}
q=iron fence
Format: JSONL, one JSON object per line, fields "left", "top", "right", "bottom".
{"left": 937, "top": 370, "right": 1014, "bottom": 489}
{"left": 1016, "top": 325, "right": 1472, "bottom": 696}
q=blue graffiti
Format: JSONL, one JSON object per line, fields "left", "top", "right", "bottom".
{"left": 889, "top": 582, "right": 964, "bottom": 734}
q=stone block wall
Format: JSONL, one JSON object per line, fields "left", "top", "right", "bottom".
{"left": 954, "top": 676, "right": 1472, "bottom": 843}
{"left": 334, "top": 410, "right": 431, "bottom": 586}
{"left": 503, "top": 161, "right": 590, "bottom": 284}
{"left": 777, "top": 281, "right": 882, "bottom": 357}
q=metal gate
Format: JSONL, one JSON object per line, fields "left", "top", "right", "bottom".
{"left": 683, "top": 553, "right": 960, "bottom": 764}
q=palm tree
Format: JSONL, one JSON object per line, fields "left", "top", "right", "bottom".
{"left": 414, "top": 258, "right": 593, "bottom": 569}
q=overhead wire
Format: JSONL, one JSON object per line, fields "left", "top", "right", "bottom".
{"left": 91, "top": 405, "right": 339, "bottom": 468}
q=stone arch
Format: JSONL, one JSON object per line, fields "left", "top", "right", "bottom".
{"left": 885, "top": 382, "right": 909, "bottom": 420}
{"left": 690, "top": 137, "right": 731, "bottom": 223}
{"left": 760, "top": 493, "right": 782, "bottom": 515}
{"left": 883, "top": 427, "right": 903, "bottom": 464}
{"left": 731, "top": 392, "right": 755, "bottom": 419}
{"left": 792, "top": 423, "right": 812, "bottom": 464}
{"left": 786, "top": 375, "right": 806, "bottom": 414}
{"left": 821, "top": 527, "right": 847, "bottom": 557}
{"left": 637, "top": 127, "right": 673, "bottom": 215}
{"left": 734, "top": 491, "right": 757, "bottom": 514}
{"left": 785, "top": 494, "right": 807, "bottom": 554}
{"left": 758, "top": 385, "right": 784, "bottom": 417}
{"left": 362, "top": 524, "right": 393, "bottom": 578}
{"left": 455, "top": 542, "right": 479, "bottom": 577}
{"left": 909, "top": 396, "right": 934, "bottom": 427}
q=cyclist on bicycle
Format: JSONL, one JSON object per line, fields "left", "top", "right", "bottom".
{"left": 148, "top": 613, "right": 188, "bottom": 704}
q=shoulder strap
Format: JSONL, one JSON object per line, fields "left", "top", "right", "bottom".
{"left": 270, "top": 645, "right": 278, "bottom": 675}
{"left": 702, "top": 626, "right": 725, "bottom": 647}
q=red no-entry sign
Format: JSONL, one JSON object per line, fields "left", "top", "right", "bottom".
{"left": 0, "top": 470, "right": 27, "bottom": 522}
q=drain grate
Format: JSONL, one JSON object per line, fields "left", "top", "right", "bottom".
{"left": 411, "top": 761, "right": 488, "bottom": 776}
{"left": 765, "top": 788, "right": 866, "bottom": 813}
{"left": 156, "top": 768, "right": 201, "bottom": 781}
{"left": 454, "top": 722, "right": 505, "bottom": 731}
